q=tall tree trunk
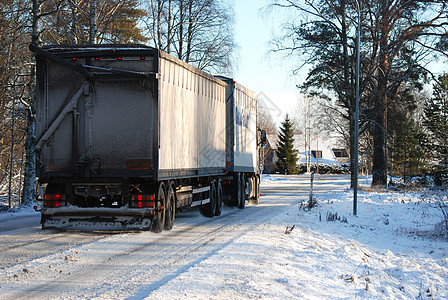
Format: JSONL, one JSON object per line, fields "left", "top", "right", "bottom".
{"left": 178, "top": 0, "right": 184, "bottom": 60}
{"left": 167, "top": 0, "right": 172, "bottom": 53}
{"left": 71, "top": 1, "right": 79, "bottom": 44}
{"left": 89, "top": 0, "right": 97, "bottom": 44}
{"left": 22, "top": 107, "right": 36, "bottom": 206}
{"left": 372, "top": 91, "right": 387, "bottom": 186}
{"left": 372, "top": 65, "right": 388, "bottom": 186}
{"left": 185, "top": 0, "right": 193, "bottom": 63}
{"left": 371, "top": 3, "right": 389, "bottom": 187}
{"left": 22, "top": 0, "right": 41, "bottom": 206}
{"left": 8, "top": 97, "right": 16, "bottom": 207}
{"left": 340, "top": 0, "right": 357, "bottom": 189}
{"left": 157, "top": 0, "right": 162, "bottom": 48}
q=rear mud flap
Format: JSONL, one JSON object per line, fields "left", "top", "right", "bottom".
{"left": 42, "top": 216, "right": 152, "bottom": 231}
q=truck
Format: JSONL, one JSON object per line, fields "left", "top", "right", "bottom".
{"left": 32, "top": 44, "right": 266, "bottom": 232}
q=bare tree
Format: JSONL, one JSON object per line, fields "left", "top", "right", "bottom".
{"left": 42, "top": 0, "right": 147, "bottom": 44}
{"left": 142, "top": 0, "right": 236, "bottom": 75}
{"left": 0, "top": 0, "right": 49, "bottom": 206}
{"left": 89, "top": 0, "right": 97, "bottom": 44}
{"left": 362, "top": 1, "right": 448, "bottom": 186}
{"left": 268, "top": 0, "right": 448, "bottom": 187}
{"left": 267, "top": 0, "right": 362, "bottom": 187}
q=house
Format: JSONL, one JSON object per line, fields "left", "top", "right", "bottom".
{"left": 265, "top": 132, "right": 349, "bottom": 173}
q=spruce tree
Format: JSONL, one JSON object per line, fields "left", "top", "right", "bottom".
{"left": 423, "top": 73, "right": 448, "bottom": 184}
{"left": 276, "top": 114, "right": 298, "bottom": 174}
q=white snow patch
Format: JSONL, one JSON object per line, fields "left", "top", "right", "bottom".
{"left": 0, "top": 175, "right": 447, "bottom": 299}
{"left": 146, "top": 179, "right": 448, "bottom": 299}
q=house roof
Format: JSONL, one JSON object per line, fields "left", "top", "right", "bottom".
{"left": 269, "top": 133, "right": 347, "bottom": 165}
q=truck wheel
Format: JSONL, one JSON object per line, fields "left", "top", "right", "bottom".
{"left": 151, "top": 183, "right": 166, "bottom": 233}
{"left": 237, "top": 174, "right": 246, "bottom": 209}
{"left": 200, "top": 180, "right": 216, "bottom": 218}
{"left": 249, "top": 176, "right": 260, "bottom": 205}
{"left": 254, "top": 175, "right": 260, "bottom": 204}
{"left": 164, "top": 183, "right": 176, "bottom": 231}
{"left": 214, "top": 179, "right": 223, "bottom": 216}
{"left": 229, "top": 173, "right": 241, "bottom": 207}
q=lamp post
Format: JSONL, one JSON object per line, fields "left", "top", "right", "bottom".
{"left": 353, "top": 0, "right": 360, "bottom": 216}
{"left": 316, "top": 133, "right": 319, "bottom": 175}
{"left": 306, "top": 127, "right": 311, "bottom": 173}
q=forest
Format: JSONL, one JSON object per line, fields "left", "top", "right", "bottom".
{"left": 2, "top": 0, "right": 448, "bottom": 208}
{"left": 268, "top": 0, "right": 448, "bottom": 188}
{"left": 0, "top": 0, "right": 235, "bottom": 207}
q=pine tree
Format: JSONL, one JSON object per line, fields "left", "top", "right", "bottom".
{"left": 276, "top": 114, "right": 298, "bottom": 174}
{"left": 423, "top": 73, "right": 448, "bottom": 185}
{"left": 390, "top": 110, "right": 427, "bottom": 182}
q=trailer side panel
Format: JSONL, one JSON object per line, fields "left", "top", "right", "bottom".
{"left": 158, "top": 53, "right": 227, "bottom": 179}
{"left": 220, "top": 79, "right": 258, "bottom": 173}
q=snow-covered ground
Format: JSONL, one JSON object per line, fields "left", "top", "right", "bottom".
{"left": 0, "top": 175, "right": 447, "bottom": 299}
{"left": 150, "top": 176, "right": 448, "bottom": 299}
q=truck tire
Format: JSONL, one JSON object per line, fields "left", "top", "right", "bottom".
{"left": 249, "top": 175, "right": 260, "bottom": 205}
{"left": 214, "top": 179, "right": 223, "bottom": 216}
{"left": 254, "top": 175, "right": 260, "bottom": 204}
{"left": 237, "top": 174, "right": 246, "bottom": 209}
{"left": 164, "top": 183, "right": 176, "bottom": 230}
{"left": 151, "top": 182, "right": 166, "bottom": 233}
{"left": 229, "top": 173, "right": 241, "bottom": 207}
{"left": 200, "top": 180, "right": 216, "bottom": 218}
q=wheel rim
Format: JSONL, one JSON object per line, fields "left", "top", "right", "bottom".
{"left": 165, "top": 184, "right": 175, "bottom": 230}
{"left": 151, "top": 183, "right": 166, "bottom": 233}
{"left": 238, "top": 174, "right": 246, "bottom": 209}
{"left": 211, "top": 180, "right": 217, "bottom": 213}
{"left": 215, "top": 179, "right": 223, "bottom": 216}
{"left": 237, "top": 174, "right": 242, "bottom": 206}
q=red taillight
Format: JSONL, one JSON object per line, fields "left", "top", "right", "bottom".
{"left": 44, "top": 201, "right": 60, "bottom": 208}
{"left": 43, "top": 194, "right": 66, "bottom": 208}
{"left": 45, "top": 194, "right": 64, "bottom": 201}
{"left": 117, "top": 57, "right": 122, "bottom": 60}
{"left": 136, "top": 195, "right": 153, "bottom": 201}
{"left": 130, "top": 195, "right": 154, "bottom": 208}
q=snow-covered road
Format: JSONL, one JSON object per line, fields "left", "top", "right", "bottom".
{"left": 1, "top": 175, "right": 447, "bottom": 299}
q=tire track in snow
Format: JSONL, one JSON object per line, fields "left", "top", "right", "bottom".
{"left": 0, "top": 229, "right": 112, "bottom": 270}
{"left": 1, "top": 208, "right": 253, "bottom": 299}
{"left": 1, "top": 175, "right": 348, "bottom": 299}
{"left": 5, "top": 205, "right": 276, "bottom": 299}
{"left": 127, "top": 202, "right": 304, "bottom": 299}
{"left": 126, "top": 176, "right": 342, "bottom": 298}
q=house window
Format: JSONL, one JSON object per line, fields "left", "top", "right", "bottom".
{"left": 311, "top": 150, "right": 322, "bottom": 158}
{"left": 332, "top": 149, "right": 348, "bottom": 158}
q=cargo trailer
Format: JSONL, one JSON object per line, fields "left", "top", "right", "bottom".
{"left": 32, "top": 44, "right": 266, "bottom": 231}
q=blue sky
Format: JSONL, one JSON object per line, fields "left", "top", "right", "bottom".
{"left": 233, "top": 1, "right": 447, "bottom": 128}
{"left": 233, "top": 0, "right": 302, "bottom": 125}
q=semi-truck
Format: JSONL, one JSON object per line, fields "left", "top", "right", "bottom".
{"left": 32, "top": 44, "right": 266, "bottom": 232}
